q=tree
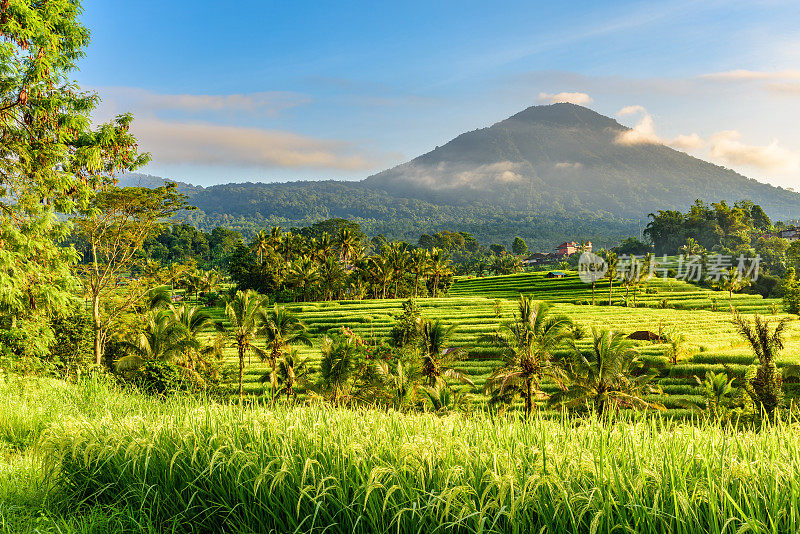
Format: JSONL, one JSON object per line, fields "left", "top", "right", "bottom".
{"left": 251, "top": 230, "right": 271, "bottom": 264}
{"left": 604, "top": 251, "right": 618, "bottom": 305}
{"left": 732, "top": 312, "right": 791, "bottom": 418}
{"left": 712, "top": 267, "right": 750, "bottom": 312}
{"left": 73, "top": 185, "right": 188, "bottom": 365}
{"left": 260, "top": 305, "right": 312, "bottom": 384}
{"left": 485, "top": 297, "right": 573, "bottom": 416}
{"left": 263, "top": 349, "right": 309, "bottom": 399}
{"left": 115, "top": 309, "right": 188, "bottom": 372}
{"left": 336, "top": 227, "right": 359, "bottom": 267}
{"left": 549, "top": 329, "right": 663, "bottom": 415}
{"left": 512, "top": 237, "right": 528, "bottom": 256}
{"left": 169, "top": 304, "right": 223, "bottom": 377}
{"left": 419, "top": 319, "right": 472, "bottom": 388}
{"left": 1, "top": 3, "right": 150, "bottom": 366}
{"left": 409, "top": 249, "right": 430, "bottom": 298}
{"left": 223, "top": 290, "right": 267, "bottom": 400}
{"left": 782, "top": 268, "right": 800, "bottom": 314}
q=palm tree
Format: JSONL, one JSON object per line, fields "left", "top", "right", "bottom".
{"left": 680, "top": 237, "right": 704, "bottom": 256}
{"left": 169, "top": 304, "right": 223, "bottom": 375}
{"left": 223, "top": 290, "right": 268, "bottom": 400}
{"left": 287, "top": 256, "right": 320, "bottom": 301}
{"left": 252, "top": 229, "right": 271, "bottom": 264}
{"left": 422, "top": 384, "right": 472, "bottom": 414}
{"left": 318, "top": 232, "right": 334, "bottom": 259}
{"left": 262, "top": 349, "right": 309, "bottom": 399}
{"left": 428, "top": 248, "right": 451, "bottom": 298}
{"left": 336, "top": 227, "right": 358, "bottom": 267}
{"left": 165, "top": 263, "right": 187, "bottom": 299}
{"left": 732, "top": 312, "right": 791, "bottom": 418}
{"left": 409, "top": 249, "right": 430, "bottom": 298}
{"left": 604, "top": 251, "right": 618, "bottom": 305}
{"left": 260, "top": 305, "right": 312, "bottom": 372}
{"left": 549, "top": 329, "right": 663, "bottom": 415}
{"left": 319, "top": 255, "right": 346, "bottom": 300}
{"left": 714, "top": 267, "right": 750, "bottom": 312}
{"left": 375, "top": 359, "right": 421, "bottom": 410}
{"left": 115, "top": 309, "right": 188, "bottom": 372}
{"left": 484, "top": 296, "right": 573, "bottom": 416}
{"left": 419, "top": 319, "right": 473, "bottom": 388}
{"left": 315, "top": 333, "right": 378, "bottom": 405}
{"left": 369, "top": 254, "right": 393, "bottom": 299}
{"left": 387, "top": 242, "right": 410, "bottom": 298}
{"left": 198, "top": 269, "right": 220, "bottom": 297}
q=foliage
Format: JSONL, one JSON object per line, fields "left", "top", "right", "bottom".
{"left": 549, "top": 329, "right": 664, "bottom": 415}
{"left": 485, "top": 297, "right": 573, "bottom": 416}
{"left": 783, "top": 268, "right": 800, "bottom": 314}
{"left": 131, "top": 360, "right": 191, "bottom": 396}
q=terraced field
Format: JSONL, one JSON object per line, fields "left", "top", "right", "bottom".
{"left": 450, "top": 270, "right": 780, "bottom": 313}
{"left": 208, "top": 272, "right": 800, "bottom": 416}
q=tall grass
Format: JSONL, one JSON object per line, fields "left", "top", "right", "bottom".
{"left": 1, "top": 378, "right": 791, "bottom": 533}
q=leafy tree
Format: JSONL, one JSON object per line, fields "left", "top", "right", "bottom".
{"left": 512, "top": 237, "right": 528, "bottom": 256}
{"left": 376, "top": 359, "right": 421, "bottom": 410}
{"left": 73, "top": 185, "right": 189, "bottom": 365}
{"left": 782, "top": 268, "right": 800, "bottom": 314}
{"left": 223, "top": 290, "right": 268, "bottom": 400}
{"left": 485, "top": 297, "right": 573, "bottom": 416}
{"left": 549, "top": 329, "right": 663, "bottom": 415}
{"left": 315, "top": 330, "right": 379, "bottom": 406}
{"left": 1, "top": 3, "right": 151, "bottom": 368}
{"left": 115, "top": 309, "right": 188, "bottom": 373}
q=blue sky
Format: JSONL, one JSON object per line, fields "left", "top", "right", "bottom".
{"left": 79, "top": 0, "right": 800, "bottom": 188}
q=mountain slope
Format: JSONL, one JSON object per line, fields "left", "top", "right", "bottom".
{"left": 363, "top": 103, "right": 800, "bottom": 219}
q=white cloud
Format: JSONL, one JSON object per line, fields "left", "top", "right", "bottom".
{"left": 615, "top": 106, "right": 661, "bottom": 145}
{"left": 670, "top": 133, "right": 706, "bottom": 151}
{"left": 701, "top": 69, "right": 800, "bottom": 81}
{"left": 96, "top": 87, "right": 310, "bottom": 116}
{"left": 708, "top": 130, "right": 800, "bottom": 173}
{"left": 555, "top": 161, "right": 584, "bottom": 169}
{"left": 616, "top": 105, "right": 707, "bottom": 151}
{"left": 536, "top": 91, "right": 594, "bottom": 105}
{"left": 131, "top": 118, "right": 384, "bottom": 171}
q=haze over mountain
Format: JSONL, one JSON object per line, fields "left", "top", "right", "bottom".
{"left": 121, "top": 103, "right": 800, "bottom": 249}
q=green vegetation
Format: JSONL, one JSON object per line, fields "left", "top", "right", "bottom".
{"left": 5, "top": 377, "right": 800, "bottom": 533}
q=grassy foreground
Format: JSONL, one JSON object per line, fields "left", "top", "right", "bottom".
{"left": 3, "top": 376, "right": 800, "bottom": 533}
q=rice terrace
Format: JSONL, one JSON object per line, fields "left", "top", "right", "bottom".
{"left": 4, "top": 1, "right": 800, "bottom": 533}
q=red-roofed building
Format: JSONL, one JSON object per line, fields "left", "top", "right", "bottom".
{"left": 556, "top": 241, "right": 591, "bottom": 258}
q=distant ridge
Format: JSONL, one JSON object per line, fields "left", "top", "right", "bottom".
{"left": 120, "top": 103, "right": 800, "bottom": 246}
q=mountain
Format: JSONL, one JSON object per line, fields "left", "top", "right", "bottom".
{"left": 363, "top": 103, "right": 800, "bottom": 219}
{"left": 121, "top": 103, "right": 800, "bottom": 249}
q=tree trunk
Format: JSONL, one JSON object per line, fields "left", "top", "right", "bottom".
{"left": 591, "top": 281, "right": 595, "bottom": 305}
{"left": 608, "top": 279, "right": 613, "bottom": 305}
{"left": 525, "top": 379, "right": 532, "bottom": 417}
{"left": 414, "top": 272, "right": 420, "bottom": 298}
{"left": 92, "top": 292, "right": 102, "bottom": 366}
{"left": 238, "top": 344, "right": 245, "bottom": 401}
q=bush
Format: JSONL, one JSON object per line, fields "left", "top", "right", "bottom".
{"left": 131, "top": 361, "right": 191, "bottom": 396}
{"left": 48, "top": 307, "right": 94, "bottom": 377}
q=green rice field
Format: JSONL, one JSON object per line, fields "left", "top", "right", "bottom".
{"left": 4, "top": 376, "right": 800, "bottom": 533}
{"left": 208, "top": 272, "right": 800, "bottom": 416}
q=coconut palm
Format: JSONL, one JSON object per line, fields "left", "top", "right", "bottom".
{"left": 375, "top": 359, "right": 421, "bottom": 410}
{"left": 262, "top": 348, "right": 309, "bottom": 399}
{"left": 223, "top": 290, "right": 268, "bottom": 400}
{"left": 419, "top": 319, "right": 473, "bottom": 388}
{"left": 169, "top": 304, "right": 223, "bottom": 375}
{"left": 287, "top": 256, "right": 320, "bottom": 301}
{"left": 549, "top": 329, "right": 663, "bottom": 415}
{"left": 409, "top": 248, "right": 430, "bottom": 298}
{"left": 319, "top": 255, "right": 346, "bottom": 300}
{"left": 369, "top": 254, "right": 393, "bottom": 299}
{"left": 428, "top": 248, "right": 451, "bottom": 298}
{"left": 315, "top": 333, "right": 377, "bottom": 405}
{"left": 115, "top": 309, "right": 188, "bottom": 372}
{"left": 198, "top": 269, "right": 220, "bottom": 297}
{"left": 484, "top": 296, "right": 573, "bottom": 416}
{"left": 260, "top": 305, "right": 312, "bottom": 371}
{"left": 387, "top": 242, "right": 410, "bottom": 298}
{"left": 142, "top": 259, "right": 164, "bottom": 286}
{"left": 252, "top": 229, "right": 271, "bottom": 264}
{"left": 422, "top": 384, "right": 472, "bottom": 414}
{"left": 714, "top": 267, "right": 750, "bottom": 312}
{"left": 336, "top": 227, "right": 358, "bottom": 267}
{"left": 165, "top": 263, "right": 187, "bottom": 299}
{"left": 604, "top": 250, "right": 618, "bottom": 305}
